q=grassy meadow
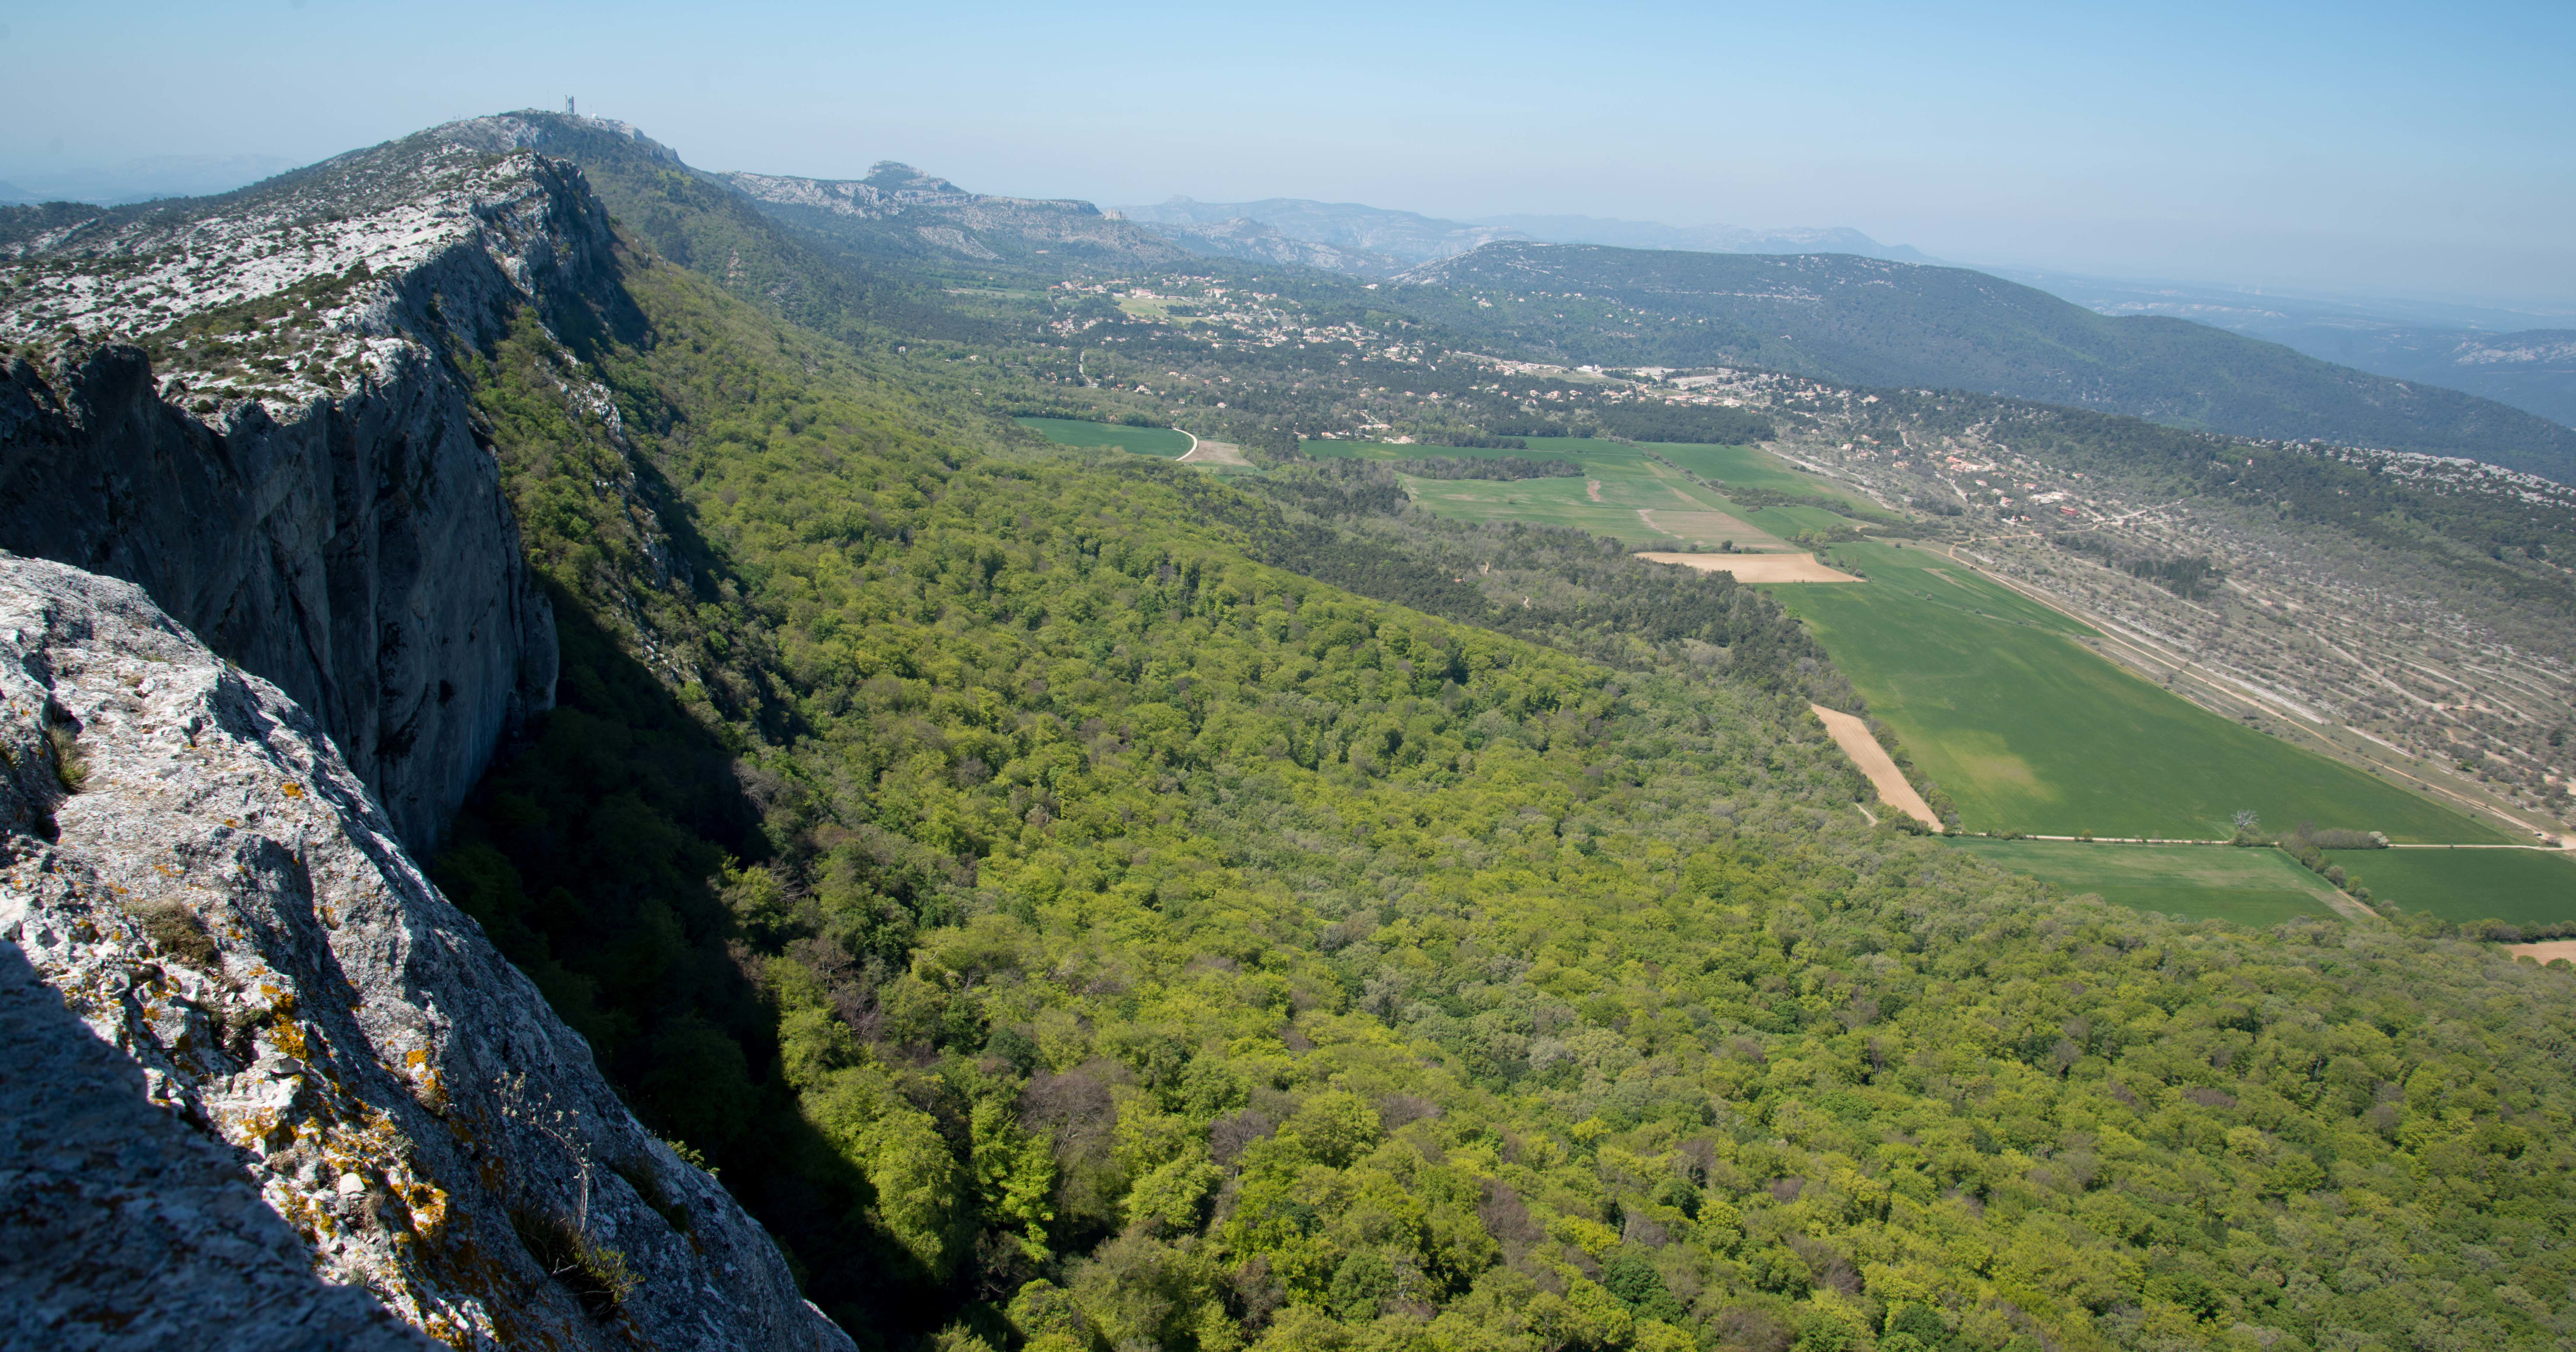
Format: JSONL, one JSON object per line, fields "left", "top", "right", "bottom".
{"left": 1767, "top": 542, "right": 2507, "bottom": 843}
{"left": 1652, "top": 441, "right": 1887, "bottom": 516}
{"left": 1014, "top": 416, "right": 1192, "bottom": 458}
{"left": 1306, "top": 438, "right": 1828, "bottom": 550}
{"left": 1948, "top": 838, "right": 2349, "bottom": 927}
{"left": 2330, "top": 846, "right": 2576, "bottom": 927}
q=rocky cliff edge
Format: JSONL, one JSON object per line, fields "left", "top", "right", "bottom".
{"left": 0, "top": 135, "right": 578, "bottom": 857}
{"left": 0, "top": 556, "right": 849, "bottom": 1352}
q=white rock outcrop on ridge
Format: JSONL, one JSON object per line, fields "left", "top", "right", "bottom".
{"left": 0, "top": 556, "right": 849, "bottom": 1351}
{"left": 0, "top": 138, "right": 579, "bottom": 855}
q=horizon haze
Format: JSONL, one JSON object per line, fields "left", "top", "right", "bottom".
{"left": 2, "top": 0, "right": 2570, "bottom": 310}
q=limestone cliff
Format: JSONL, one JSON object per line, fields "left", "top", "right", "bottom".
{"left": 0, "top": 136, "right": 580, "bottom": 855}
{"left": 0, "top": 556, "right": 849, "bottom": 1351}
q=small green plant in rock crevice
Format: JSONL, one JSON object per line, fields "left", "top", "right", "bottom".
{"left": 496, "top": 1071, "right": 640, "bottom": 1316}
{"left": 129, "top": 897, "right": 222, "bottom": 970}
{"left": 511, "top": 1207, "right": 640, "bottom": 1317}
{"left": 47, "top": 725, "right": 85, "bottom": 793}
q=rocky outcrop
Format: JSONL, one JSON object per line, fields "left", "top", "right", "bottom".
{"left": 0, "top": 141, "right": 581, "bottom": 856}
{"left": 0, "top": 556, "right": 848, "bottom": 1351}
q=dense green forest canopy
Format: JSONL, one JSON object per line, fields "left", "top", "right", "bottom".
{"left": 418, "top": 170, "right": 2576, "bottom": 1352}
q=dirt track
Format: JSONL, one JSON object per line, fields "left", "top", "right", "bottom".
{"left": 1636, "top": 551, "right": 1860, "bottom": 583}
{"left": 1809, "top": 704, "right": 1943, "bottom": 829}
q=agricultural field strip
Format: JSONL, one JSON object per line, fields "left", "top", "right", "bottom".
{"left": 1917, "top": 540, "right": 2557, "bottom": 841}
{"left": 2322, "top": 846, "right": 2576, "bottom": 926}
{"left": 1382, "top": 446, "right": 1806, "bottom": 548}
{"left": 1944, "top": 838, "right": 2355, "bottom": 928}
{"left": 1916, "top": 538, "right": 2535, "bottom": 824}
{"left": 1765, "top": 407, "right": 2576, "bottom": 840}
{"left": 1639, "top": 552, "right": 1860, "bottom": 584}
{"left": 1809, "top": 703, "right": 1941, "bottom": 829}
{"left": 1764, "top": 542, "right": 2507, "bottom": 843}
{"left": 2387, "top": 843, "right": 2576, "bottom": 851}
{"left": 1981, "top": 838, "right": 2383, "bottom": 924}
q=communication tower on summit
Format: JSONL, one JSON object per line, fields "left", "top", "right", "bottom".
{"left": 566, "top": 96, "right": 577, "bottom": 116}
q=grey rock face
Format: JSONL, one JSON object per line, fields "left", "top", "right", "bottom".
{"left": 0, "top": 942, "right": 437, "bottom": 1352}
{"left": 0, "top": 144, "right": 583, "bottom": 857}
{"left": 0, "top": 556, "right": 849, "bottom": 1352}
{"left": 0, "top": 344, "right": 555, "bottom": 861}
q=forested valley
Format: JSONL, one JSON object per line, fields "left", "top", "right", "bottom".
{"left": 409, "top": 140, "right": 2576, "bottom": 1352}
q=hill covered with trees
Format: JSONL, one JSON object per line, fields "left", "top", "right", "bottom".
{"left": 405, "top": 145, "right": 2576, "bottom": 1352}
{"left": 21, "top": 114, "right": 2576, "bottom": 1352}
{"left": 1391, "top": 245, "right": 2576, "bottom": 484}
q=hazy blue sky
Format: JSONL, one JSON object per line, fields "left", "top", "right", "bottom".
{"left": 5, "top": 0, "right": 2570, "bottom": 305}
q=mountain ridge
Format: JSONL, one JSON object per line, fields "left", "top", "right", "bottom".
{"left": 1390, "top": 241, "right": 2576, "bottom": 481}
{"left": 2004, "top": 268, "right": 2576, "bottom": 429}
{"left": 0, "top": 126, "right": 850, "bottom": 1351}
{"left": 1115, "top": 196, "right": 1933, "bottom": 271}
{"left": 0, "top": 131, "right": 576, "bottom": 854}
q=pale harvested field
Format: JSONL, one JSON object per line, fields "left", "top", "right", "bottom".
{"left": 2508, "top": 940, "right": 2576, "bottom": 965}
{"left": 1636, "top": 551, "right": 1860, "bottom": 583}
{"left": 1178, "top": 438, "right": 1250, "bottom": 466}
{"left": 1634, "top": 508, "right": 1773, "bottom": 545}
{"left": 1810, "top": 703, "right": 1942, "bottom": 829}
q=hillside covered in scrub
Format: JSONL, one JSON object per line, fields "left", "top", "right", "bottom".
{"left": 9, "top": 117, "right": 2576, "bottom": 1352}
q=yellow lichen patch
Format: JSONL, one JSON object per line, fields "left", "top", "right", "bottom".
{"left": 269, "top": 1018, "right": 311, "bottom": 1061}
{"left": 280, "top": 782, "right": 304, "bottom": 799}
{"left": 407, "top": 1064, "right": 449, "bottom": 1114}
{"left": 405, "top": 1180, "right": 453, "bottom": 1239}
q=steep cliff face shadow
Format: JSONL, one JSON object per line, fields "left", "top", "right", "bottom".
{"left": 0, "top": 939, "right": 434, "bottom": 1350}
{"left": 434, "top": 589, "right": 913, "bottom": 1324}
{"left": 437, "top": 224, "right": 938, "bottom": 1329}
{"left": 525, "top": 238, "right": 807, "bottom": 748}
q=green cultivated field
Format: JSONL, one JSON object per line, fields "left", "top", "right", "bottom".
{"left": 1950, "top": 838, "right": 2348, "bottom": 927}
{"left": 1652, "top": 442, "right": 1883, "bottom": 515}
{"left": 1307, "top": 438, "right": 1848, "bottom": 551}
{"left": 1015, "top": 416, "right": 1192, "bottom": 458}
{"left": 2329, "top": 847, "right": 2576, "bottom": 926}
{"left": 1769, "top": 542, "right": 2506, "bottom": 843}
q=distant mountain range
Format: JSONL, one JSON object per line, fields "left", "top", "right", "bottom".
{"left": 1114, "top": 196, "right": 2576, "bottom": 436}
{"left": 715, "top": 159, "right": 1190, "bottom": 270}
{"left": 1471, "top": 213, "right": 1933, "bottom": 263}
{"left": 1393, "top": 244, "right": 2576, "bottom": 481}
{"left": 21, "top": 147, "right": 2568, "bottom": 438}
{"left": 0, "top": 154, "right": 298, "bottom": 205}
{"left": 1113, "top": 197, "right": 1930, "bottom": 275}
{"left": 15, "top": 114, "right": 2570, "bottom": 480}
{"left": 1999, "top": 269, "right": 2576, "bottom": 430}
